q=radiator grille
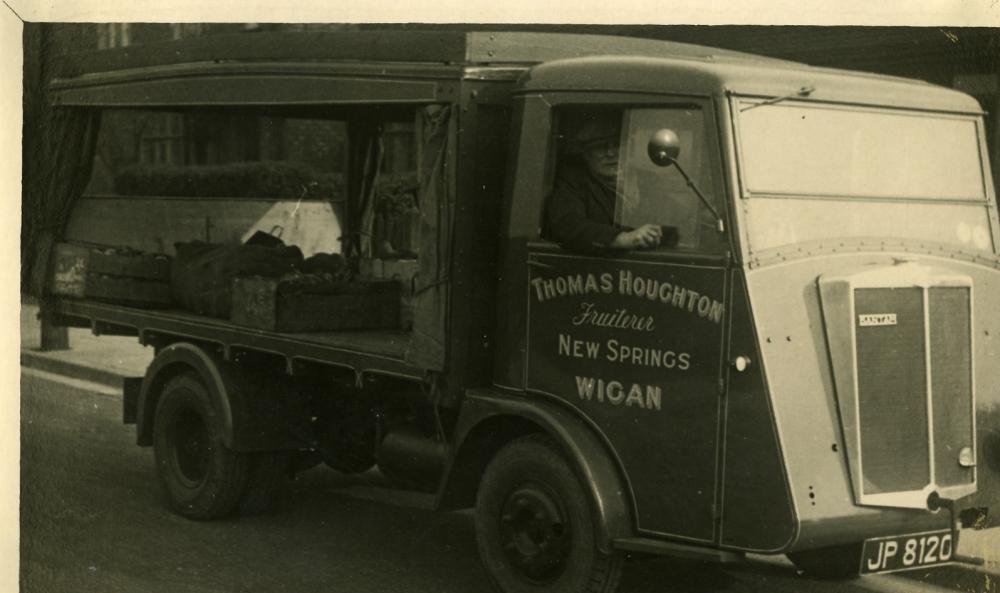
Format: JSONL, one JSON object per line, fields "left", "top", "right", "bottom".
{"left": 929, "top": 287, "right": 975, "bottom": 489}
{"left": 855, "top": 288, "right": 929, "bottom": 495}
{"left": 852, "top": 285, "right": 974, "bottom": 499}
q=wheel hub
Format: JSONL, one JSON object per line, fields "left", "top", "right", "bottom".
{"left": 170, "top": 409, "right": 210, "bottom": 486}
{"left": 499, "top": 483, "right": 570, "bottom": 583}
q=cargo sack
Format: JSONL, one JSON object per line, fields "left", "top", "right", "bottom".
{"left": 244, "top": 225, "right": 287, "bottom": 249}
{"left": 301, "top": 252, "right": 348, "bottom": 276}
{"left": 171, "top": 241, "right": 303, "bottom": 318}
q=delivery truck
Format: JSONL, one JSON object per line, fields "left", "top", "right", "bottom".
{"left": 25, "top": 30, "right": 1000, "bottom": 592}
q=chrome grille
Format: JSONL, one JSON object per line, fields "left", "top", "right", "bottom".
{"left": 929, "top": 287, "right": 975, "bottom": 489}
{"left": 855, "top": 287, "right": 929, "bottom": 495}
{"left": 819, "top": 263, "right": 977, "bottom": 509}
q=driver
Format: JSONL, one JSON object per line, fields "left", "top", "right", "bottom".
{"left": 544, "top": 111, "right": 663, "bottom": 253}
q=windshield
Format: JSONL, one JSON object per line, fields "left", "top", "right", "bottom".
{"left": 736, "top": 99, "right": 996, "bottom": 254}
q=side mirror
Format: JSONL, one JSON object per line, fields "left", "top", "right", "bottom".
{"left": 644, "top": 128, "right": 726, "bottom": 234}
{"left": 647, "top": 129, "right": 681, "bottom": 167}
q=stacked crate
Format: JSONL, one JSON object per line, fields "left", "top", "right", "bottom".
{"left": 359, "top": 258, "right": 419, "bottom": 331}
{"left": 50, "top": 243, "right": 171, "bottom": 307}
{"left": 230, "top": 276, "right": 399, "bottom": 332}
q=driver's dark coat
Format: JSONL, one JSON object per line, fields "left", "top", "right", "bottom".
{"left": 544, "top": 162, "right": 624, "bottom": 253}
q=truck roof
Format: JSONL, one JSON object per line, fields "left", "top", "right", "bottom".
{"left": 519, "top": 55, "right": 982, "bottom": 113}
{"left": 49, "top": 30, "right": 981, "bottom": 114}
{"left": 53, "top": 30, "right": 786, "bottom": 77}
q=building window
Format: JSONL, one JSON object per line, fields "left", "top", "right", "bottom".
{"left": 170, "top": 23, "right": 205, "bottom": 40}
{"left": 97, "top": 23, "right": 131, "bottom": 49}
{"left": 382, "top": 122, "right": 417, "bottom": 174}
{"left": 140, "top": 113, "right": 189, "bottom": 165}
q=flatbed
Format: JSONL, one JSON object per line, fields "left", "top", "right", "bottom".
{"left": 51, "top": 298, "right": 421, "bottom": 381}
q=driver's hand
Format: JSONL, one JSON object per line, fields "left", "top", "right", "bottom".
{"left": 614, "top": 224, "right": 662, "bottom": 249}
{"left": 630, "top": 224, "right": 662, "bottom": 248}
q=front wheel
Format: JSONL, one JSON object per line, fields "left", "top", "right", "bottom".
{"left": 475, "top": 434, "right": 624, "bottom": 593}
{"left": 153, "top": 373, "right": 250, "bottom": 520}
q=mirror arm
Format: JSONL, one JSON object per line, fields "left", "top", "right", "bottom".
{"left": 669, "top": 158, "right": 726, "bottom": 233}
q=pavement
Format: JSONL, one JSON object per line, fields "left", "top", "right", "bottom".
{"left": 20, "top": 298, "right": 152, "bottom": 385}
{"left": 952, "top": 529, "right": 999, "bottom": 577}
{"left": 17, "top": 297, "right": 1000, "bottom": 578}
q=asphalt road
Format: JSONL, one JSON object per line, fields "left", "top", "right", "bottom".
{"left": 20, "top": 370, "right": 996, "bottom": 593}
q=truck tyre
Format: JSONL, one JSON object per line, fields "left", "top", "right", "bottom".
{"left": 475, "top": 434, "right": 624, "bottom": 593}
{"left": 788, "top": 542, "right": 863, "bottom": 579}
{"left": 239, "top": 452, "right": 291, "bottom": 515}
{"left": 153, "top": 373, "right": 250, "bottom": 520}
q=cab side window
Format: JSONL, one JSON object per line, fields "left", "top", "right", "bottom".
{"left": 542, "top": 105, "right": 725, "bottom": 254}
{"left": 542, "top": 107, "right": 628, "bottom": 253}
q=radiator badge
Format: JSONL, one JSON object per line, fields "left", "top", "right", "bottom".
{"left": 859, "top": 313, "right": 898, "bottom": 327}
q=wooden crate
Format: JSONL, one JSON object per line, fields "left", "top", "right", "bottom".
{"left": 85, "top": 276, "right": 172, "bottom": 307}
{"left": 231, "top": 277, "right": 400, "bottom": 332}
{"left": 49, "top": 243, "right": 171, "bottom": 307}
{"left": 359, "top": 258, "right": 419, "bottom": 330}
{"left": 50, "top": 243, "right": 90, "bottom": 298}
{"left": 89, "top": 250, "right": 170, "bottom": 281}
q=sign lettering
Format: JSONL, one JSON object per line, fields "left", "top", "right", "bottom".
{"left": 530, "top": 263, "right": 725, "bottom": 416}
{"left": 574, "top": 376, "right": 662, "bottom": 411}
{"left": 531, "top": 269, "right": 724, "bottom": 324}
{"left": 557, "top": 334, "right": 691, "bottom": 370}
{"left": 859, "top": 313, "right": 897, "bottom": 327}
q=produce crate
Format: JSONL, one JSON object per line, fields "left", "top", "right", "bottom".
{"left": 359, "top": 258, "right": 419, "bottom": 331}
{"left": 231, "top": 276, "right": 400, "bottom": 332}
{"left": 83, "top": 275, "right": 172, "bottom": 307}
{"left": 90, "top": 249, "right": 170, "bottom": 280}
{"left": 49, "top": 243, "right": 171, "bottom": 307}
{"left": 50, "top": 243, "right": 90, "bottom": 298}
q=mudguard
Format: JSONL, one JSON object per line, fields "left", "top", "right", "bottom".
{"left": 440, "top": 387, "right": 633, "bottom": 553}
{"left": 136, "top": 342, "right": 307, "bottom": 451}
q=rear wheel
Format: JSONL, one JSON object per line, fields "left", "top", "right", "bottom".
{"left": 239, "top": 452, "right": 291, "bottom": 515}
{"left": 475, "top": 434, "right": 624, "bottom": 593}
{"left": 788, "top": 542, "right": 863, "bottom": 579}
{"left": 153, "top": 373, "right": 249, "bottom": 520}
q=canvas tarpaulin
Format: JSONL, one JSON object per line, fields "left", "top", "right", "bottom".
{"left": 405, "top": 104, "right": 456, "bottom": 372}
{"left": 346, "top": 119, "right": 384, "bottom": 260}
{"left": 24, "top": 107, "right": 102, "bottom": 297}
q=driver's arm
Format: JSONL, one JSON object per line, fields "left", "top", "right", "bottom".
{"left": 545, "top": 175, "right": 623, "bottom": 252}
{"left": 546, "top": 166, "right": 665, "bottom": 252}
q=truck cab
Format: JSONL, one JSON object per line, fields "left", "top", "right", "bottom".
{"left": 29, "top": 31, "right": 1000, "bottom": 592}
{"left": 486, "top": 48, "right": 1000, "bottom": 578}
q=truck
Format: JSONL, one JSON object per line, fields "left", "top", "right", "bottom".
{"left": 25, "top": 30, "right": 1000, "bottom": 592}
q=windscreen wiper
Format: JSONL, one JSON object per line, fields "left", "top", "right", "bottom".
{"left": 740, "top": 85, "right": 815, "bottom": 112}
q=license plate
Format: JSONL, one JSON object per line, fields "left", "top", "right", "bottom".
{"left": 860, "top": 529, "right": 954, "bottom": 574}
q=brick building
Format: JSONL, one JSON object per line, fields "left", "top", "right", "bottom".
{"left": 25, "top": 23, "right": 1000, "bottom": 187}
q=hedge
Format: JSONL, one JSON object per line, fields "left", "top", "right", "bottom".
{"left": 114, "top": 161, "right": 345, "bottom": 200}
{"left": 375, "top": 172, "right": 419, "bottom": 215}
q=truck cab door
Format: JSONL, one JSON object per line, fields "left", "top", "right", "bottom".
{"left": 517, "top": 98, "right": 731, "bottom": 543}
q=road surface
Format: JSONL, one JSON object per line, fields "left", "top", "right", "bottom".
{"left": 20, "top": 370, "right": 996, "bottom": 593}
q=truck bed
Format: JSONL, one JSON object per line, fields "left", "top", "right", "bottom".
{"left": 51, "top": 298, "right": 422, "bottom": 381}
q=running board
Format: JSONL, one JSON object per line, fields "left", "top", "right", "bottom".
{"left": 613, "top": 538, "right": 744, "bottom": 563}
